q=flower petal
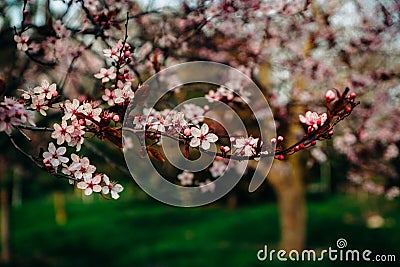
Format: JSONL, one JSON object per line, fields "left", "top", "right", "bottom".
{"left": 201, "top": 141, "right": 211, "bottom": 150}
{"left": 77, "top": 181, "right": 88, "bottom": 189}
{"left": 190, "top": 138, "right": 200, "bottom": 147}
{"left": 206, "top": 133, "right": 218, "bottom": 143}
{"left": 201, "top": 123, "right": 209, "bottom": 135}
{"left": 190, "top": 127, "right": 201, "bottom": 137}
{"left": 84, "top": 188, "right": 93, "bottom": 196}
{"left": 48, "top": 142, "right": 56, "bottom": 153}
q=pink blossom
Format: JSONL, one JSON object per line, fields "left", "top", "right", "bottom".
{"left": 30, "top": 96, "right": 49, "bottom": 116}
{"left": 114, "top": 82, "right": 134, "bottom": 104}
{"left": 234, "top": 137, "right": 259, "bottom": 156}
{"left": 181, "top": 103, "right": 204, "bottom": 125}
{"left": 62, "top": 99, "right": 80, "bottom": 121}
{"left": 63, "top": 154, "right": 96, "bottom": 180}
{"left": 210, "top": 160, "right": 228, "bottom": 178}
{"left": 51, "top": 120, "right": 74, "bottom": 145}
{"left": 14, "top": 33, "right": 29, "bottom": 51}
{"left": 43, "top": 142, "right": 69, "bottom": 167}
{"left": 102, "top": 88, "right": 116, "bottom": 105}
{"left": 299, "top": 111, "right": 328, "bottom": 130}
{"left": 94, "top": 67, "right": 116, "bottom": 83}
{"left": 33, "top": 80, "right": 58, "bottom": 100}
{"left": 199, "top": 179, "right": 216, "bottom": 193}
{"left": 0, "top": 98, "right": 34, "bottom": 134}
{"left": 77, "top": 102, "right": 102, "bottom": 124}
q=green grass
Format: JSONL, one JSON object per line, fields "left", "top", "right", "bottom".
{"left": 4, "top": 193, "right": 400, "bottom": 267}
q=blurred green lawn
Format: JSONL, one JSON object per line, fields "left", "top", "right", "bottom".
{"left": 5, "top": 193, "right": 400, "bottom": 267}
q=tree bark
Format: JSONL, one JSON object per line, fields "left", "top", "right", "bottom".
{"left": 0, "top": 156, "right": 10, "bottom": 263}
{"left": 269, "top": 157, "right": 306, "bottom": 251}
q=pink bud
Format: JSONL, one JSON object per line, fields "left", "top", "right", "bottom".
{"left": 183, "top": 128, "right": 191, "bottom": 136}
{"left": 325, "top": 90, "right": 336, "bottom": 101}
{"left": 230, "top": 137, "right": 236, "bottom": 142}
{"left": 203, "top": 105, "right": 209, "bottom": 111}
{"left": 311, "top": 141, "right": 316, "bottom": 146}
{"left": 52, "top": 91, "right": 58, "bottom": 97}
{"left": 278, "top": 155, "right": 284, "bottom": 160}
{"left": 294, "top": 145, "right": 300, "bottom": 151}
{"left": 113, "top": 115, "right": 120, "bottom": 122}
{"left": 349, "top": 92, "right": 356, "bottom": 98}
{"left": 277, "top": 136, "right": 284, "bottom": 142}
{"left": 329, "top": 130, "right": 334, "bottom": 135}
{"left": 220, "top": 146, "right": 230, "bottom": 153}
{"left": 270, "top": 138, "right": 277, "bottom": 144}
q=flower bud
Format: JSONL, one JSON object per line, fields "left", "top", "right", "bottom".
{"left": 277, "top": 136, "right": 284, "bottom": 142}
{"left": 183, "top": 128, "right": 191, "bottom": 136}
{"left": 325, "top": 90, "right": 336, "bottom": 101}
{"left": 311, "top": 141, "right": 316, "bottom": 146}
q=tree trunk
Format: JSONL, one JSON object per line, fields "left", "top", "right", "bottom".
{"left": 268, "top": 104, "right": 307, "bottom": 251}
{"left": 0, "top": 156, "right": 10, "bottom": 263}
{"left": 268, "top": 152, "right": 306, "bottom": 251}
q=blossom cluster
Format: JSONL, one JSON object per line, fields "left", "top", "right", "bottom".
{"left": 0, "top": 97, "right": 35, "bottom": 134}
{"left": 97, "top": 40, "right": 135, "bottom": 106}
{"left": 20, "top": 80, "right": 58, "bottom": 116}
{"left": 42, "top": 142, "right": 123, "bottom": 199}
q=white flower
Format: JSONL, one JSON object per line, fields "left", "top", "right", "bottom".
{"left": 299, "top": 111, "right": 328, "bottom": 130}
{"left": 43, "top": 142, "right": 69, "bottom": 167}
{"left": 62, "top": 99, "right": 80, "bottom": 121}
{"left": 77, "top": 175, "right": 102, "bottom": 196}
{"left": 181, "top": 103, "right": 204, "bottom": 125}
{"left": 94, "top": 66, "right": 116, "bottom": 83}
{"left": 177, "top": 171, "right": 194, "bottom": 186}
{"left": 189, "top": 123, "right": 218, "bottom": 150}
{"left": 63, "top": 154, "right": 96, "bottom": 180}
{"left": 233, "top": 137, "right": 259, "bottom": 156}
{"left": 14, "top": 33, "right": 29, "bottom": 51}
{"left": 33, "top": 80, "right": 58, "bottom": 100}
{"left": 103, "top": 47, "right": 119, "bottom": 60}
{"left": 114, "top": 82, "right": 134, "bottom": 104}
{"left": 199, "top": 179, "right": 215, "bottom": 193}
{"left": 132, "top": 115, "right": 147, "bottom": 130}
{"left": 51, "top": 120, "right": 74, "bottom": 145}
{"left": 102, "top": 175, "right": 123, "bottom": 199}
{"left": 77, "top": 102, "right": 102, "bottom": 123}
